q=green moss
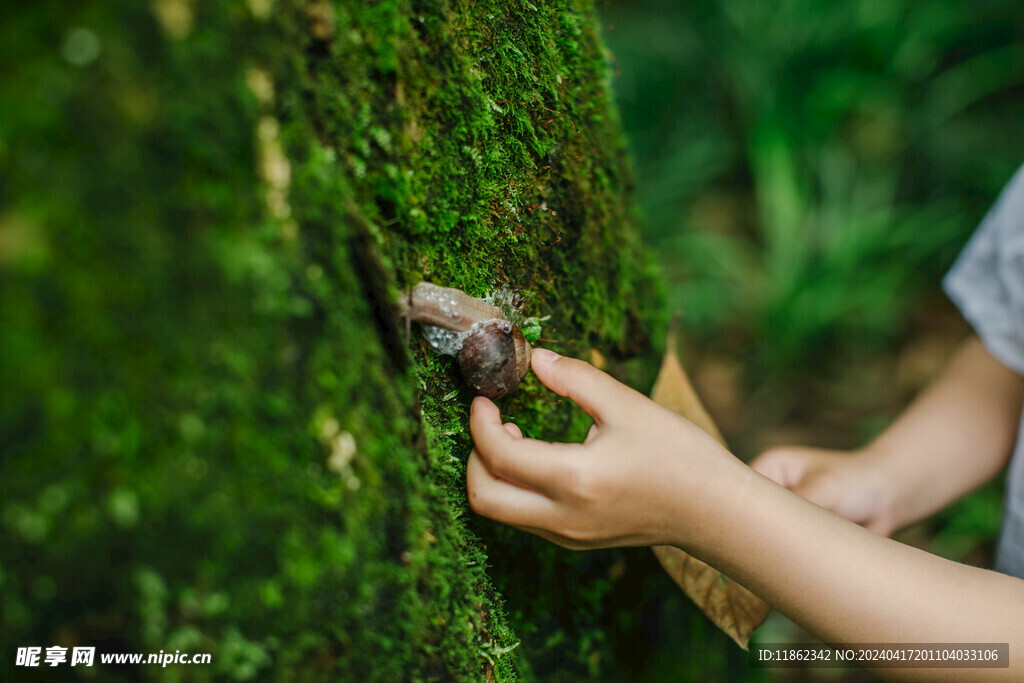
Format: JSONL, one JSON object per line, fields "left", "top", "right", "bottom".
{"left": 1, "top": 0, "right": 659, "bottom": 679}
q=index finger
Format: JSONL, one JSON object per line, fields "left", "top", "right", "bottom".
{"left": 530, "top": 348, "right": 647, "bottom": 424}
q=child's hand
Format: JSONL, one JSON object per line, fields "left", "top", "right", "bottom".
{"left": 466, "top": 349, "right": 738, "bottom": 550}
{"left": 752, "top": 338, "right": 1024, "bottom": 540}
{"left": 750, "top": 446, "right": 899, "bottom": 536}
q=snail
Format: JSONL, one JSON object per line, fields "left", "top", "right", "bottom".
{"left": 398, "top": 282, "right": 532, "bottom": 399}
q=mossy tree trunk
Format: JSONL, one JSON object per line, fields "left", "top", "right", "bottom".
{"left": 2, "top": 1, "right": 659, "bottom": 679}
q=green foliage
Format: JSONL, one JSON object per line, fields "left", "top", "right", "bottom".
{"left": 605, "top": 0, "right": 1024, "bottom": 387}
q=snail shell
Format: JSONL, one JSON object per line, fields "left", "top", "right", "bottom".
{"left": 398, "top": 282, "right": 532, "bottom": 399}
{"left": 458, "top": 321, "right": 532, "bottom": 399}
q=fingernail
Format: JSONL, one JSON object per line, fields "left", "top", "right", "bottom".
{"left": 532, "top": 348, "right": 560, "bottom": 364}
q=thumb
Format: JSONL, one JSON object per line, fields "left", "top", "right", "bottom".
{"left": 529, "top": 348, "right": 646, "bottom": 424}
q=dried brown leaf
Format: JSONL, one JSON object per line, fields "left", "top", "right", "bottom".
{"left": 649, "top": 325, "right": 771, "bottom": 649}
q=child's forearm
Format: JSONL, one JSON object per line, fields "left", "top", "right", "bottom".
{"left": 468, "top": 350, "right": 1024, "bottom": 678}
{"left": 868, "top": 336, "right": 1024, "bottom": 530}
{"left": 673, "top": 459, "right": 1024, "bottom": 679}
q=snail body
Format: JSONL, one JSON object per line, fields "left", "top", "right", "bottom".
{"left": 399, "top": 282, "right": 532, "bottom": 399}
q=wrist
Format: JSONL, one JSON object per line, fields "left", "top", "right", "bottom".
{"left": 661, "top": 438, "right": 753, "bottom": 552}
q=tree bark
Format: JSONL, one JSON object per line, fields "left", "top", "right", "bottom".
{"left": 1, "top": 0, "right": 657, "bottom": 678}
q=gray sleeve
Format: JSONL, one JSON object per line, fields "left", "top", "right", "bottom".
{"left": 942, "top": 164, "right": 1024, "bottom": 377}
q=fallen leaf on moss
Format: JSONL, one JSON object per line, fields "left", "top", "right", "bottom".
{"left": 649, "top": 325, "right": 771, "bottom": 650}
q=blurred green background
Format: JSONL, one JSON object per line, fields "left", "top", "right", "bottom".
{"left": 600, "top": 0, "right": 1024, "bottom": 678}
